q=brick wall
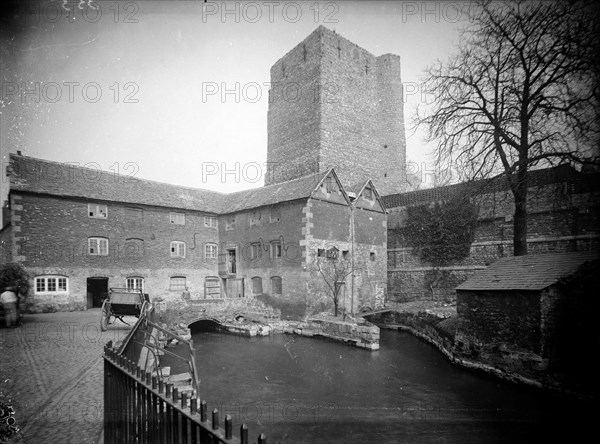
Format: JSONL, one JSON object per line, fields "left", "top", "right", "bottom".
{"left": 305, "top": 197, "right": 387, "bottom": 313}
{"left": 218, "top": 199, "right": 307, "bottom": 300}
{"left": 266, "top": 26, "right": 406, "bottom": 195}
{"left": 13, "top": 192, "right": 220, "bottom": 311}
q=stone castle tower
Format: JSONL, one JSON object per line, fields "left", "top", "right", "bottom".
{"left": 265, "top": 26, "right": 406, "bottom": 195}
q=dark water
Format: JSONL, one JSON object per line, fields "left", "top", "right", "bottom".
{"left": 192, "top": 329, "right": 592, "bottom": 444}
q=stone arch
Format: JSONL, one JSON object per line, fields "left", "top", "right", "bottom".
{"left": 188, "top": 317, "right": 223, "bottom": 333}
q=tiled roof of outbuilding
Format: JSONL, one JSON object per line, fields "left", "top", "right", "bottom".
{"left": 456, "top": 251, "right": 599, "bottom": 291}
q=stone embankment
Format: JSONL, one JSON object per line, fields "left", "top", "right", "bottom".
{"left": 153, "top": 297, "right": 380, "bottom": 350}
{"left": 364, "top": 302, "right": 591, "bottom": 398}
{"left": 286, "top": 315, "right": 380, "bottom": 350}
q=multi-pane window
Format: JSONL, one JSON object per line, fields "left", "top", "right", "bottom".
{"left": 205, "top": 243, "right": 218, "bottom": 259}
{"left": 271, "top": 276, "right": 282, "bottom": 295}
{"left": 225, "top": 216, "right": 236, "bottom": 231}
{"left": 204, "top": 216, "right": 218, "bottom": 228}
{"left": 35, "top": 276, "right": 68, "bottom": 294}
{"left": 88, "top": 203, "right": 107, "bottom": 219}
{"left": 270, "top": 206, "right": 281, "bottom": 223}
{"left": 170, "top": 212, "right": 185, "bottom": 225}
{"left": 170, "top": 241, "right": 186, "bottom": 258}
{"left": 88, "top": 237, "right": 109, "bottom": 256}
{"left": 271, "top": 241, "right": 282, "bottom": 259}
{"left": 170, "top": 276, "right": 186, "bottom": 291}
{"left": 126, "top": 277, "right": 144, "bottom": 291}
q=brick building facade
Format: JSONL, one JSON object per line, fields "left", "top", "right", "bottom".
{"left": 1, "top": 155, "right": 387, "bottom": 313}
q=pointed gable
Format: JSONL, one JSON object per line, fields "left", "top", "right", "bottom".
{"left": 351, "top": 179, "right": 386, "bottom": 213}
{"left": 310, "top": 168, "right": 351, "bottom": 206}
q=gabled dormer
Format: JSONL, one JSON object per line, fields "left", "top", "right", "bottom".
{"left": 350, "top": 179, "right": 387, "bottom": 213}
{"left": 311, "top": 169, "right": 351, "bottom": 206}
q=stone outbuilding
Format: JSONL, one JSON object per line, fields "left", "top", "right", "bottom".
{"left": 454, "top": 251, "right": 599, "bottom": 396}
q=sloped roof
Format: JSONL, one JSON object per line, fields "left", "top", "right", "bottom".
{"left": 456, "top": 252, "right": 599, "bottom": 291}
{"left": 219, "top": 170, "right": 333, "bottom": 213}
{"left": 383, "top": 165, "right": 598, "bottom": 209}
{"left": 8, "top": 154, "right": 334, "bottom": 215}
{"left": 8, "top": 154, "right": 226, "bottom": 213}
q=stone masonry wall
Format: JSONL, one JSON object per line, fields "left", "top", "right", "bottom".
{"left": 387, "top": 182, "right": 600, "bottom": 302}
{"left": 319, "top": 29, "right": 405, "bottom": 195}
{"left": 266, "top": 26, "right": 406, "bottom": 195}
{"left": 266, "top": 27, "right": 322, "bottom": 185}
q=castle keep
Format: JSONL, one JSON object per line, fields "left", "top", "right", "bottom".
{"left": 266, "top": 26, "right": 406, "bottom": 195}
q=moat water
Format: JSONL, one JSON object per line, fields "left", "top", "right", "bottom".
{"left": 192, "top": 328, "right": 591, "bottom": 443}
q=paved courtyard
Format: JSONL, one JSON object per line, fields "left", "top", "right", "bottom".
{"left": 0, "top": 309, "right": 133, "bottom": 444}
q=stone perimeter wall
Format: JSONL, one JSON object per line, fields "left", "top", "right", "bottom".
{"left": 386, "top": 181, "right": 600, "bottom": 302}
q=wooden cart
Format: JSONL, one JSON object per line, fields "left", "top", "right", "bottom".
{"left": 100, "top": 288, "right": 149, "bottom": 331}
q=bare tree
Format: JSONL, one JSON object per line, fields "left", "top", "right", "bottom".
{"left": 416, "top": 0, "right": 599, "bottom": 255}
{"left": 316, "top": 249, "right": 356, "bottom": 317}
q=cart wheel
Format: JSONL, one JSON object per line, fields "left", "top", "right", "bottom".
{"left": 100, "top": 300, "right": 110, "bottom": 331}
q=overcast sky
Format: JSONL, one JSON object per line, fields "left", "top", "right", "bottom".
{"left": 0, "top": 0, "right": 468, "bottom": 222}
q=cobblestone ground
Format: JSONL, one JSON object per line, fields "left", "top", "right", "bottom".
{"left": 0, "top": 309, "right": 135, "bottom": 444}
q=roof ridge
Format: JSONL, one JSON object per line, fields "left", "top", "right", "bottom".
{"left": 9, "top": 153, "right": 227, "bottom": 196}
